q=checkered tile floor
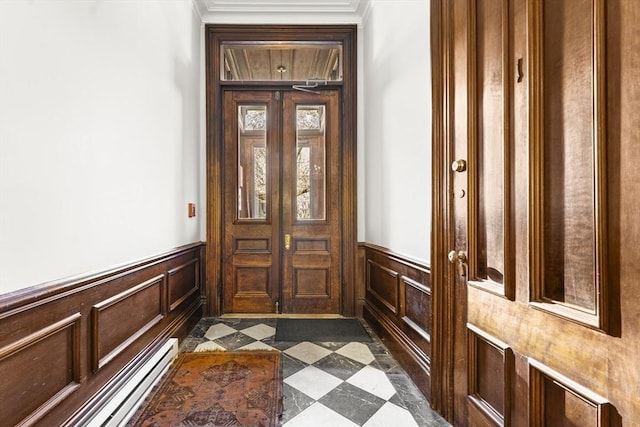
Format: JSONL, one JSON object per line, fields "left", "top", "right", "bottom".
{"left": 180, "top": 318, "right": 450, "bottom": 427}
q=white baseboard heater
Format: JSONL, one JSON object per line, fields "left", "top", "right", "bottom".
{"left": 84, "top": 338, "right": 179, "bottom": 427}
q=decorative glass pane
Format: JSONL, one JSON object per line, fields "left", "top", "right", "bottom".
{"left": 244, "top": 109, "right": 266, "bottom": 130}
{"left": 296, "top": 105, "right": 326, "bottom": 220}
{"left": 253, "top": 147, "right": 267, "bottom": 218}
{"left": 297, "top": 109, "right": 321, "bottom": 130}
{"left": 221, "top": 41, "right": 343, "bottom": 82}
{"left": 238, "top": 105, "right": 268, "bottom": 219}
{"left": 297, "top": 147, "right": 311, "bottom": 219}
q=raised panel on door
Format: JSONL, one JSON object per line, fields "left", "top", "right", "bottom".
{"left": 530, "top": 0, "right": 609, "bottom": 329}
{"left": 223, "top": 91, "right": 280, "bottom": 313}
{"left": 468, "top": 0, "right": 514, "bottom": 299}
{"left": 281, "top": 90, "right": 342, "bottom": 314}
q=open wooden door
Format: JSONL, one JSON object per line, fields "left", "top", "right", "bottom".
{"left": 433, "top": 0, "right": 638, "bottom": 425}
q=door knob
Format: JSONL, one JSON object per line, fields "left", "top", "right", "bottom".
{"left": 284, "top": 234, "right": 291, "bottom": 250}
{"left": 451, "top": 159, "right": 467, "bottom": 172}
{"left": 448, "top": 250, "right": 467, "bottom": 264}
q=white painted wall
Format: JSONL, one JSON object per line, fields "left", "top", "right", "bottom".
{"left": 0, "top": 1, "right": 202, "bottom": 294}
{"left": 363, "top": 0, "right": 431, "bottom": 264}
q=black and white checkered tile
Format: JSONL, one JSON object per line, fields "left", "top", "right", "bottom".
{"left": 180, "top": 318, "right": 450, "bottom": 427}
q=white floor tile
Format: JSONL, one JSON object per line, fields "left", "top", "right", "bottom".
{"left": 204, "top": 323, "right": 237, "bottom": 340}
{"left": 193, "top": 341, "right": 226, "bottom": 352}
{"left": 284, "top": 402, "right": 359, "bottom": 427}
{"left": 363, "top": 402, "right": 419, "bottom": 427}
{"left": 346, "top": 366, "right": 396, "bottom": 400}
{"left": 240, "top": 323, "right": 275, "bottom": 340}
{"left": 284, "top": 366, "right": 343, "bottom": 400}
{"left": 238, "top": 341, "right": 277, "bottom": 351}
{"left": 335, "top": 342, "right": 375, "bottom": 365}
{"left": 284, "top": 341, "right": 332, "bottom": 364}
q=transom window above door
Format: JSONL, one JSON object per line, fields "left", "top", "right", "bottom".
{"left": 221, "top": 41, "right": 343, "bottom": 81}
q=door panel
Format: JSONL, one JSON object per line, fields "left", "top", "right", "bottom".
{"left": 223, "top": 90, "right": 341, "bottom": 314}
{"left": 223, "top": 91, "right": 280, "bottom": 313}
{"left": 434, "top": 0, "right": 628, "bottom": 425}
{"left": 469, "top": 0, "right": 513, "bottom": 298}
{"left": 282, "top": 91, "right": 341, "bottom": 314}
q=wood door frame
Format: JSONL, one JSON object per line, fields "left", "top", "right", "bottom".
{"left": 430, "top": 0, "right": 457, "bottom": 421}
{"left": 205, "top": 25, "right": 358, "bottom": 317}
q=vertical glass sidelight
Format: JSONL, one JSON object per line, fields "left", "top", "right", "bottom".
{"left": 237, "top": 105, "right": 268, "bottom": 220}
{"left": 296, "top": 105, "right": 326, "bottom": 220}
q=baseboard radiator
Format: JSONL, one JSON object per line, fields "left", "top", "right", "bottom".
{"left": 84, "top": 338, "right": 179, "bottom": 427}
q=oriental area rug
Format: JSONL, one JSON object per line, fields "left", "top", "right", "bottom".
{"left": 127, "top": 351, "right": 282, "bottom": 427}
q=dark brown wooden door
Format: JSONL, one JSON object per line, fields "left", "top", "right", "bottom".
{"left": 223, "top": 89, "right": 342, "bottom": 314}
{"left": 434, "top": 0, "right": 633, "bottom": 425}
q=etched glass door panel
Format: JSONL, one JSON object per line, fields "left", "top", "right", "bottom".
{"left": 237, "top": 106, "right": 268, "bottom": 220}
{"left": 296, "top": 106, "right": 326, "bottom": 220}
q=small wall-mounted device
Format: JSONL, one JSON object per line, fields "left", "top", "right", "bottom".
{"left": 188, "top": 203, "right": 196, "bottom": 218}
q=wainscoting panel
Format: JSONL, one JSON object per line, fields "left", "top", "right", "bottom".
{"left": 361, "top": 243, "right": 432, "bottom": 400}
{"left": 91, "top": 274, "right": 165, "bottom": 371}
{"left": 0, "top": 242, "right": 204, "bottom": 427}
{"left": 0, "top": 313, "right": 81, "bottom": 427}
{"left": 168, "top": 258, "right": 199, "bottom": 312}
{"left": 367, "top": 259, "right": 399, "bottom": 314}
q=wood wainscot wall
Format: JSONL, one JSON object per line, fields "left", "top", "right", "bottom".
{"left": 0, "top": 242, "right": 205, "bottom": 427}
{"left": 360, "top": 243, "right": 432, "bottom": 400}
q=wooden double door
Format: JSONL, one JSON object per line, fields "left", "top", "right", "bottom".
{"left": 222, "top": 89, "right": 342, "bottom": 314}
{"left": 433, "top": 0, "right": 638, "bottom": 425}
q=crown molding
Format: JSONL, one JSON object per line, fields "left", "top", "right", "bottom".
{"left": 194, "top": 0, "right": 369, "bottom": 25}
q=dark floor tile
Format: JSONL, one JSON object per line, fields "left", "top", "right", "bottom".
{"left": 280, "top": 383, "right": 315, "bottom": 424}
{"left": 318, "top": 382, "right": 386, "bottom": 425}
{"left": 387, "top": 373, "right": 450, "bottom": 426}
{"left": 178, "top": 337, "right": 202, "bottom": 352}
{"left": 269, "top": 340, "right": 302, "bottom": 352}
{"left": 211, "top": 331, "right": 256, "bottom": 350}
{"left": 231, "top": 318, "right": 277, "bottom": 331}
{"left": 314, "top": 341, "right": 354, "bottom": 351}
{"left": 365, "top": 340, "right": 390, "bottom": 355}
{"left": 281, "top": 353, "right": 308, "bottom": 379}
{"left": 370, "top": 353, "right": 401, "bottom": 372}
{"left": 312, "top": 352, "right": 366, "bottom": 381}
